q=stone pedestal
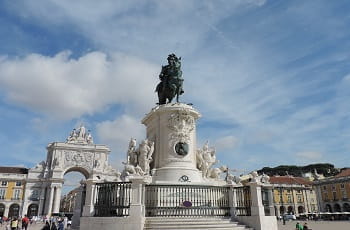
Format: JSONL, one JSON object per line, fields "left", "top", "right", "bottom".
{"left": 142, "top": 103, "right": 202, "bottom": 183}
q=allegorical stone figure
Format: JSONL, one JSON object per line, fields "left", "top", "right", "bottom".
{"left": 155, "top": 53, "right": 184, "bottom": 104}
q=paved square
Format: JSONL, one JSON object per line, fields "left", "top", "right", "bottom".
{"left": 278, "top": 220, "right": 350, "bottom": 230}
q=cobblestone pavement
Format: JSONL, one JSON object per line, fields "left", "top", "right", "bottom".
{"left": 0, "top": 222, "right": 45, "bottom": 230}
{"left": 278, "top": 220, "right": 350, "bottom": 230}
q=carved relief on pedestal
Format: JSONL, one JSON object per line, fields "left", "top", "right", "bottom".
{"left": 167, "top": 112, "right": 195, "bottom": 154}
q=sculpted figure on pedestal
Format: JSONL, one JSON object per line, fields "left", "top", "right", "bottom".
{"left": 197, "top": 141, "right": 218, "bottom": 178}
{"left": 138, "top": 140, "right": 154, "bottom": 175}
{"left": 155, "top": 53, "right": 184, "bottom": 104}
{"left": 123, "top": 138, "right": 153, "bottom": 177}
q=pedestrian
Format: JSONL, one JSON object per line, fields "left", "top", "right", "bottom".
{"left": 10, "top": 217, "right": 18, "bottom": 230}
{"left": 41, "top": 221, "right": 50, "bottom": 230}
{"left": 295, "top": 222, "right": 303, "bottom": 230}
{"left": 22, "top": 215, "right": 29, "bottom": 230}
{"left": 303, "top": 222, "right": 308, "bottom": 230}
{"left": 51, "top": 221, "right": 57, "bottom": 230}
{"left": 57, "top": 220, "right": 64, "bottom": 230}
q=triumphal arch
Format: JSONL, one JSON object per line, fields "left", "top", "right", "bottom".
{"left": 23, "top": 125, "right": 119, "bottom": 217}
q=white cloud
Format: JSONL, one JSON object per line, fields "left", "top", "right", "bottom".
{"left": 0, "top": 51, "right": 159, "bottom": 120}
{"left": 295, "top": 151, "right": 323, "bottom": 160}
{"left": 214, "top": 135, "right": 239, "bottom": 151}
{"left": 96, "top": 114, "right": 145, "bottom": 168}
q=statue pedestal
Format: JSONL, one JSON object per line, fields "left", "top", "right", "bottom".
{"left": 142, "top": 103, "right": 202, "bottom": 183}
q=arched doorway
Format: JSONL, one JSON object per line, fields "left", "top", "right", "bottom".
{"left": 334, "top": 203, "right": 341, "bottom": 212}
{"left": 287, "top": 206, "right": 294, "bottom": 214}
{"left": 343, "top": 203, "right": 350, "bottom": 212}
{"left": 27, "top": 204, "right": 39, "bottom": 217}
{"left": 325, "top": 204, "right": 332, "bottom": 212}
{"left": 280, "top": 206, "right": 285, "bottom": 215}
{"left": 8, "top": 204, "right": 20, "bottom": 218}
{"left": 298, "top": 206, "right": 304, "bottom": 214}
{"left": 0, "top": 203, "right": 5, "bottom": 217}
{"left": 61, "top": 171, "right": 87, "bottom": 216}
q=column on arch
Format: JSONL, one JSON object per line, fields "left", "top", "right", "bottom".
{"left": 52, "top": 185, "right": 62, "bottom": 213}
{"left": 45, "top": 185, "right": 55, "bottom": 215}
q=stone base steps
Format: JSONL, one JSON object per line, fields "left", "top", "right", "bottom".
{"left": 144, "top": 217, "right": 253, "bottom": 230}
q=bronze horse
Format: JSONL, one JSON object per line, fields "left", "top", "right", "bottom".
{"left": 155, "top": 54, "right": 184, "bottom": 105}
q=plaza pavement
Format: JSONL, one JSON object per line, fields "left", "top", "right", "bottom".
{"left": 0, "top": 222, "right": 46, "bottom": 230}
{"left": 1, "top": 220, "right": 349, "bottom": 230}
{"left": 278, "top": 220, "right": 350, "bottom": 230}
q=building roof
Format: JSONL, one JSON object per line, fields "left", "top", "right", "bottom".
{"left": 269, "top": 175, "right": 312, "bottom": 185}
{"left": 335, "top": 168, "right": 350, "bottom": 178}
{"left": 0, "top": 166, "right": 28, "bottom": 174}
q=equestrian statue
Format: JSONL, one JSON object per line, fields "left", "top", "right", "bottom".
{"left": 155, "top": 53, "right": 184, "bottom": 104}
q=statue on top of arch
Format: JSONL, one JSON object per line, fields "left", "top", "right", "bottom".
{"left": 66, "top": 124, "right": 94, "bottom": 144}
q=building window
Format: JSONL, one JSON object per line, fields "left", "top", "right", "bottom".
{"left": 333, "top": 191, "right": 337, "bottom": 201}
{"left": 15, "top": 181, "right": 21, "bottom": 186}
{"left": 332, "top": 185, "right": 336, "bottom": 190}
{"left": 31, "top": 190, "right": 39, "bottom": 200}
{"left": 287, "top": 196, "right": 292, "bottom": 203}
{"left": 323, "top": 186, "right": 327, "bottom": 190}
{"left": 0, "top": 189, "right": 5, "bottom": 199}
{"left": 341, "top": 184, "right": 345, "bottom": 189}
{"left": 1, "top": 181, "right": 7, "bottom": 186}
{"left": 297, "top": 196, "right": 303, "bottom": 203}
{"left": 13, "top": 189, "right": 20, "bottom": 199}
{"left": 342, "top": 191, "right": 347, "bottom": 199}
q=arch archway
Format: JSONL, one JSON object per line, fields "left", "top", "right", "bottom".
{"left": 0, "top": 203, "right": 5, "bottom": 217}
{"left": 26, "top": 126, "right": 113, "bottom": 217}
{"left": 325, "top": 204, "right": 332, "bottom": 212}
{"left": 287, "top": 206, "right": 294, "bottom": 214}
{"left": 27, "top": 204, "right": 39, "bottom": 218}
{"left": 8, "top": 204, "right": 20, "bottom": 218}
{"left": 280, "top": 206, "right": 285, "bottom": 215}
{"left": 298, "top": 206, "right": 304, "bottom": 214}
{"left": 343, "top": 203, "right": 350, "bottom": 212}
{"left": 334, "top": 203, "right": 341, "bottom": 212}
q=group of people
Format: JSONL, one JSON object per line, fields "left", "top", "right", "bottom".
{"left": 295, "top": 222, "right": 309, "bottom": 230}
{"left": 1, "top": 215, "right": 30, "bottom": 230}
{"left": 42, "top": 218, "right": 67, "bottom": 230}
{"left": 0, "top": 215, "right": 69, "bottom": 230}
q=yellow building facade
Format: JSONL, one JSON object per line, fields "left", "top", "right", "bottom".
{"left": 0, "top": 167, "right": 27, "bottom": 218}
{"left": 314, "top": 169, "right": 350, "bottom": 213}
{"left": 270, "top": 176, "right": 318, "bottom": 217}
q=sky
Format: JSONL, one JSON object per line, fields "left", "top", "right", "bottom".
{"left": 0, "top": 0, "right": 350, "bottom": 183}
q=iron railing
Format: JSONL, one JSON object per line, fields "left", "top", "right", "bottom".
{"left": 94, "top": 182, "right": 132, "bottom": 217}
{"left": 145, "top": 184, "right": 230, "bottom": 217}
{"left": 233, "top": 186, "right": 251, "bottom": 216}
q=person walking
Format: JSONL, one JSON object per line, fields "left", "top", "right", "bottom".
{"left": 303, "top": 222, "right": 309, "bottom": 230}
{"left": 41, "top": 221, "right": 50, "bottom": 230}
{"left": 10, "top": 217, "right": 18, "bottom": 230}
{"left": 295, "top": 222, "right": 303, "bottom": 230}
{"left": 21, "top": 215, "right": 29, "bottom": 230}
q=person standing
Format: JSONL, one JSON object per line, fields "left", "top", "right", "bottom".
{"left": 295, "top": 222, "right": 303, "bottom": 230}
{"left": 303, "top": 223, "right": 309, "bottom": 230}
{"left": 10, "top": 217, "right": 18, "bottom": 230}
{"left": 21, "top": 215, "right": 29, "bottom": 230}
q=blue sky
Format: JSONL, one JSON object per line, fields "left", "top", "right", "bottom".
{"left": 0, "top": 0, "right": 350, "bottom": 176}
